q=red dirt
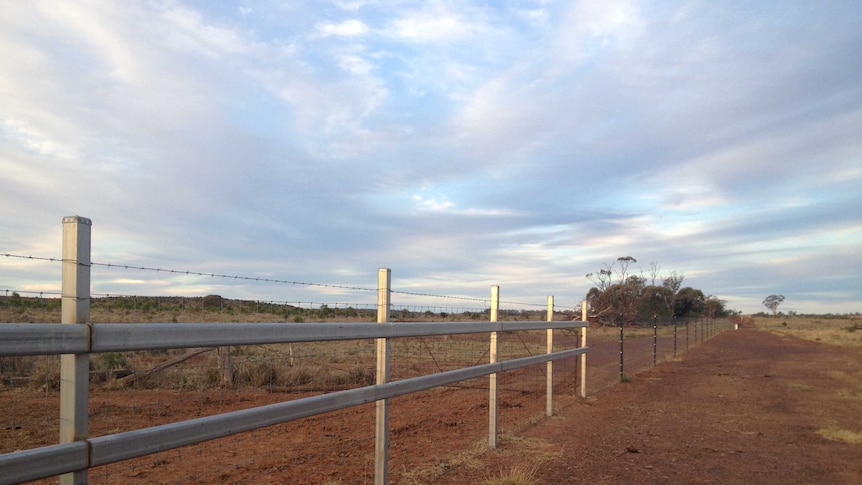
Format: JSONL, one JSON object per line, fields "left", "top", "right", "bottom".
{"left": 436, "top": 329, "right": 862, "bottom": 484}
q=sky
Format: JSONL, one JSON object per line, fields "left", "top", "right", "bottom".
{"left": 1, "top": 1, "right": 860, "bottom": 315}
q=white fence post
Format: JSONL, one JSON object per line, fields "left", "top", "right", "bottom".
{"left": 488, "top": 285, "right": 499, "bottom": 448}
{"left": 546, "top": 295, "right": 554, "bottom": 417}
{"left": 60, "top": 216, "right": 91, "bottom": 485}
{"left": 580, "top": 300, "right": 588, "bottom": 398}
{"left": 374, "top": 268, "right": 391, "bottom": 485}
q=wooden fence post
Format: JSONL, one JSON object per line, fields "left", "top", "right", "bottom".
{"left": 218, "top": 347, "right": 233, "bottom": 387}
{"left": 546, "top": 295, "right": 554, "bottom": 417}
{"left": 374, "top": 268, "right": 391, "bottom": 485}
{"left": 60, "top": 216, "right": 91, "bottom": 485}
{"left": 488, "top": 285, "right": 499, "bottom": 448}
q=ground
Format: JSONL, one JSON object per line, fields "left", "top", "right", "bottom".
{"left": 3, "top": 327, "right": 862, "bottom": 484}
{"left": 436, "top": 329, "right": 862, "bottom": 484}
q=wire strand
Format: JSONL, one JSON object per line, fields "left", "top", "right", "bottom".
{"left": 2, "top": 252, "right": 567, "bottom": 308}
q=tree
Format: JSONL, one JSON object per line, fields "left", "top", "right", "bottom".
{"left": 662, "top": 271, "right": 684, "bottom": 295}
{"left": 675, "top": 287, "right": 705, "bottom": 319}
{"left": 762, "top": 294, "right": 785, "bottom": 315}
{"left": 614, "top": 256, "right": 637, "bottom": 284}
{"left": 584, "top": 260, "right": 728, "bottom": 325}
{"left": 704, "top": 295, "right": 728, "bottom": 318}
{"left": 585, "top": 265, "right": 614, "bottom": 292}
{"left": 647, "top": 262, "right": 661, "bottom": 286}
{"left": 639, "top": 285, "right": 675, "bottom": 319}
{"left": 598, "top": 276, "right": 644, "bottom": 326}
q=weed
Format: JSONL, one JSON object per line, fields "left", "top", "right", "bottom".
{"left": 346, "top": 365, "right": 376, "bottom": 386}
{"left": 484, "top": 463, "right": 539, "bottom": 485}
{"left": 280, "top": 365, "right": 315, "bottom": 387}
{"left": 99, "top": 352, "right": 128, "bottom": 370}
{"left": 237, "top": 360, "right": 278, "bottom": 388}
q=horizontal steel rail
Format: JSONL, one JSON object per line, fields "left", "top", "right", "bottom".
{"left": 0, "top": 324, "right": 91, "bottom": 355}
{"left": 0, "top": 345, "right": 587, "bottom": 484}
{"left": 0, "top": 320, "right": 587, "bottom": 356}
{"left": 0, "top": 442, "right": 88, "bottom": 484}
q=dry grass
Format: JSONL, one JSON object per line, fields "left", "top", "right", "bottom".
{"left": 817, "top": 425, "right": 862, "bottom": 444}
{"left": 398, "top": 439, "right": 489, "bottom": 484}
{"left": 755, "top": 316, "right": 862, "bottom": 348}
{"left": 483, "top": 463, "right": 540, "bottom": 485}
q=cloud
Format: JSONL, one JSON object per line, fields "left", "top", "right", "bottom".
{"left": 1, "top": 1, "right": 861, "bottom": 314}
{"left": 388, "top": 9, "right": 475, "bottom": 43}
{"left": 316, "top": 19, "right": 369, "bottom": 37}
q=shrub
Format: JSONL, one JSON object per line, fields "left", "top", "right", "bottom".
{"left": 237, "top": 360, "right": 278, "bottom": 388}
{"left": 346, "top": 365, "right": 375, "bottom": 386}
{"left": 280, "top": 365, "right": 315, "bottom": 386}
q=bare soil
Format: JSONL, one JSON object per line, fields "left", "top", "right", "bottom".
{"left": 436, "top": 329, "right": 862, "bottom": 484}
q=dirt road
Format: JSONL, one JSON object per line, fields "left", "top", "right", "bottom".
{"left": 436, "top": 329, "right": 862, "bottom": 484}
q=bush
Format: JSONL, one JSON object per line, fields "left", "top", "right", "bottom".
{"left": 346, "top": 365, "right": 375, "bottom": 386}
{"left": 280, "top": 365, "right": 315, "bottom": 386}
{"left": 237, "top": 360, "right": 278, "bottom": 387}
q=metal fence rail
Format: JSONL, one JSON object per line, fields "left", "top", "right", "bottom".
{"left": 0, "top": 320, "right": 584, "bottom": 356}
{"left": 0, "top": 324, "right": 586, "bottom": 484}
{"left": 0, "top": 217, "right": 589, "bottom": 485}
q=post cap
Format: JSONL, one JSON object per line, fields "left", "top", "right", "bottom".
{"left": 63, "top": 216, "right": 92, "bottom": 225}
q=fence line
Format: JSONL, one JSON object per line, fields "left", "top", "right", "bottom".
{"left": 2, "top": 252, "right": 567, "bottom": 309}
{"left": 0, "top": 216, "right": 588, "bottom": 484}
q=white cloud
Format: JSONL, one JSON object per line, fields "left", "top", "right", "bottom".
{"left": 337, "top": 53, "right": 373, "bottom": 74}
{"left": 389, "top": 11, "right": 473, "bottom": 43}
{"left": 1, "top": 1, "right": 861, "bottom": 314}
{"left": 316, "top": 19, "right": 369, "bottom": 37}
{"left": 554, "top": 0, "right": 645, "bottom": 67}
{"left": 332, "top": 1, "right": 366, "bottom": 13}
{"left": 413, "top": 195, "right": 455, "bottom": 212}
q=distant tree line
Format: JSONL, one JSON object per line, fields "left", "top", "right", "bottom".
{"left": 585, "top": 257, "right": 729, "bottom": 326}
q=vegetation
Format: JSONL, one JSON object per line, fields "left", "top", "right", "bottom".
{"left": 755, "top": 315, "right": 862, "bottom": 348}
{"left": 586, "top": 257, "right": 728, "bottom": 326}
{"left": 762, "top": 294, "right": 785, "bottom": 315}
{"left": 817, "top": 426, "right": 862, "bottom": 444}
{"left": 0, "top": 293, "right": 570, "bottom": 325}
{"left": 484, "top": 464, "right": 540, "bottom": 485}
{"left": 0, "top": 294, "right": 563, "bottom": 392}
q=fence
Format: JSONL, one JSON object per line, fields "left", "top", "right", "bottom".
{"left": 0, "top": 217, "right": 588, "bottom": 484}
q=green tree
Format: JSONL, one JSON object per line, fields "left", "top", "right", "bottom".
{"left": 675, "top": 287, "right": 705, "bottom": 319}
{"left": 639, "top": 285, "right": 675, "bottom": 320}
{"left": 762, "top": 294, "right": 785, "bottom": 315}
{"left": 704, "top": 295, "right": 728, "bottom": 318}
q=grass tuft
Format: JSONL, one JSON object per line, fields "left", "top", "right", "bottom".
{"left": 817, "top": 425, "right": 862, "bottom": 444}
{"left": 484, "top": 463, "right": 540, "bottom": 485}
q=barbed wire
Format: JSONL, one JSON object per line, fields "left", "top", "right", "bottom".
{"left": 90, "top": 261, "right": 378, "bottom": 293}
{"left": 2, "top": 252, "right": 565, "bottom": 309}
{"left": 1, "top": 253, "right": 62, "bottom": 263}
{"left": 1, "top": 289, "right": 61, "bottom": 297}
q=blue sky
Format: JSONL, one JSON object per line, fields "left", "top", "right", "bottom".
{"left": 1, "top": 1, "right": 860, "bottom": 314}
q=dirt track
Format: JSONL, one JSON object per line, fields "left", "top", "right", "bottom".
{"left": 436, "top": 329, "right": 862, "bottom": 484}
